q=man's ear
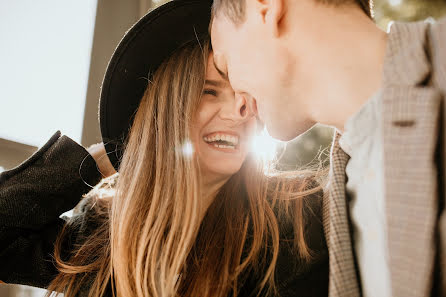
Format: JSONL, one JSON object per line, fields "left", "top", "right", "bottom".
{"left": 255, "top": 0, "right": 285, "bottom": 37}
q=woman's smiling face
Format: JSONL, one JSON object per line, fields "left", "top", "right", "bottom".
{"left": 191, "top": 52, "right": 257, "bottom": 179}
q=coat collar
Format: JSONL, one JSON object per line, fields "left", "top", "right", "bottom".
{"left": 324, "top": 132, "right": 362, "bottom": 297}
{"left": 383, "top": 20, "right": 431, "bottom": 87}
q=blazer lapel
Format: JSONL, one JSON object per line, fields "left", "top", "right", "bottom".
{"left": 324, "top": 133, "right": 361, "bottom": 297}
{"left": 382, "top": 21, "right": 443, "bottom": 297}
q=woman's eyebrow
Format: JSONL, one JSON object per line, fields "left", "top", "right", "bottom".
{"left": 205, "top": 79, "right": 225, "bottom": 88}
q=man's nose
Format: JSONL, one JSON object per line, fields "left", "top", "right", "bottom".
{"left": 220, "top": 93, "right": 257, "bottom": 123}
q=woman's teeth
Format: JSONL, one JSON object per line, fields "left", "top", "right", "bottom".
{"left": 203, "top": 133, "right": 239, "bottom": 149}
{"left": 211, "top": 143, "right": 235, "bottom": 149}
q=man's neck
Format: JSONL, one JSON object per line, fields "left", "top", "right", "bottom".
{"left": 290, "top": 4, "right": 388, "bottom": 132}
{"left": 327, "top": 23, "right": 388, "bottom": 132}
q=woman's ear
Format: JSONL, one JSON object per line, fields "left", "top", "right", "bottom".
{"left": 255, "top": 0, "right": 285, "bottom": 37}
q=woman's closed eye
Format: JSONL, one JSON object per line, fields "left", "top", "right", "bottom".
{"left": 203, "top": 89, "right": 218, "bottom": 97}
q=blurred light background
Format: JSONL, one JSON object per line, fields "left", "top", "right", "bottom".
{"left": 0, "top": 0, "right": 97, "bottom": 147}
{"left": 0, "top": 0, "right": 445, "bottom": 296}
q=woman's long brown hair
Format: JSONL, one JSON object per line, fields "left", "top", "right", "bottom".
{"left": 46, "top": 39, "right": 322, "bottom": 297}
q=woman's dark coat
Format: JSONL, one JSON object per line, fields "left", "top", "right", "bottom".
{"left": 0, "top": 132, "right": 328, "bottom": 296}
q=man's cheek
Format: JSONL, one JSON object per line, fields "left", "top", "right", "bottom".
{"left": 256, "top": 100, "right": 267, "bottom": 123}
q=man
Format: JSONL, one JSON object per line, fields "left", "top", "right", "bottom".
{"left": 210, "top": 0, "right": 446, "bottom": 297}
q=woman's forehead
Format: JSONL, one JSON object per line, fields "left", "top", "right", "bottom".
{"left": 206, "top": 52, "right": 230, "bottom": 88}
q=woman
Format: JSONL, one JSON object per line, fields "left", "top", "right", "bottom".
{"left": 39, "top": 38, "right": 328, "bottom": 297}
{"left": 0, "top": 1, "right": 327, "bottom": 297}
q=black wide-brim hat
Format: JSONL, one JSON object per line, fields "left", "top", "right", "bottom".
{"left": 99, "top": 0, "right": 212, "bottom": 170}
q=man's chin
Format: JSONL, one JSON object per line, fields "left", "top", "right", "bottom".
{"left": 266, "top": 122, "right": 316, "bottom": 142}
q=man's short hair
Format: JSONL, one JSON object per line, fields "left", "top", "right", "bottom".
{"left": 212, "top": 0, "right": 373, "bottom": 24}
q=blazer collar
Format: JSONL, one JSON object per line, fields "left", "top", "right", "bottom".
{"left": 383, "top": 20, "right": 431, "bottom": 87}
{"left": 324, "top": 132, "right": 362, "bottom": 297}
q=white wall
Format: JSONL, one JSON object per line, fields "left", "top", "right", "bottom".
{"left": 0, "top": 0, "right": 97, "bottom": 147}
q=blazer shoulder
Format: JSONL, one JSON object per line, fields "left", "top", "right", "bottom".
{"left": 428, "top": 17, "right": 446, "bottom": 89}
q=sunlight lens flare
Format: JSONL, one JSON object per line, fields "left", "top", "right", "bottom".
{"left": 181, "top": 140, "right": 194, "bottom": 158}
{"left": 250, "top": 128, "right": 279, "bottom": 162}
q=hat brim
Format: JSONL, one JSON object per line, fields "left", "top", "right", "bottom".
{"left": 99, "top": 0, "right": 212, "bottom": 170}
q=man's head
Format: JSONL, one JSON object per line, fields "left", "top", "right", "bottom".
{"left": 212, "top": 0, "right": 372, "bottom": 23}
{"left": 210, "top": 0, "right": 373, "bottom": 140}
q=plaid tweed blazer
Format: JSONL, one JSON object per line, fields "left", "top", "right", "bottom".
{"left": 323, "top": 18, "right": 446, "bottom": 297}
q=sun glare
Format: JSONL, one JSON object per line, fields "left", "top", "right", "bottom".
{"left": 181, "top": 141, "right": 194, "bottom": 157}
{"left": 250, "top": 128, "right": 280, "bottom": 162}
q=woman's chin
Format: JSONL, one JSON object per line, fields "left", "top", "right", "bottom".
{"left": 196, "top": 146, "right": 247, "bottom": 178}
{"left": 202, "top": 161, "right": 243, "bottom": 179}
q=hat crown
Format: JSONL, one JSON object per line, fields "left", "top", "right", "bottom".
{"left": 100, "top": 0, "right": 212, "bottom": 170}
